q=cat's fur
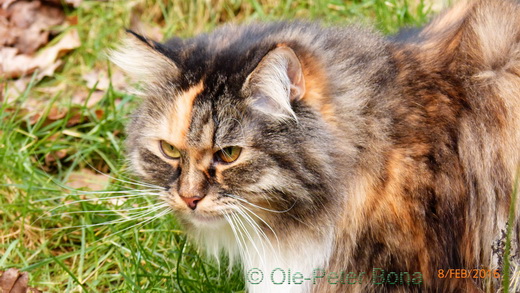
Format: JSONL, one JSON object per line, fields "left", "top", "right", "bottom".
{"left": 111, "top": 0, "right": 520, "bottom": 292}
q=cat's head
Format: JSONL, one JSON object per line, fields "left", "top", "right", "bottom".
{"left": 110, "top": 26, "right": 344, "bottom": 239}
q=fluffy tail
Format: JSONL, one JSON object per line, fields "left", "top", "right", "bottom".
{"left": 432, "top": 0, "right": 520, "bottom": 289}
{"left": 419, "top": 0, "right": 520, "bottom": 291}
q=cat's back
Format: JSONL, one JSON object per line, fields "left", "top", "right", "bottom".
{"left": 162, "top": 20, "right": 392, "bottom": 87}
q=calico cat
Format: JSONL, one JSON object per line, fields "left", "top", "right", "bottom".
{"left": 111, "top": 0, "right": 520, "bottom": 292}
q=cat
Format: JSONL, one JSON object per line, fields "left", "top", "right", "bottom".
{"left": 110, "top": 0, "right": 520, "bottom": 292}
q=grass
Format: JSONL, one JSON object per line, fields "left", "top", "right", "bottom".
{"left": 503, "top": 167, "right": 519, "bottom": 292}
{"left": 0, "top": 0, "right": 449, "bottom": 292}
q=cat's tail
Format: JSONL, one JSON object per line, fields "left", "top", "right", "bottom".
{"left": 419, "top": 0, "right": 520, "bottom": 291}
{"left": 420, "top": 0, "right": 520, "bottom": 79}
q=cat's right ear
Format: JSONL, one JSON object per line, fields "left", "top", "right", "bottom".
{"left": 243, "top": 45, "right": 305, "bottom": 121}
{"left": 109, "top": 31, "right": 178, "bottom": 84}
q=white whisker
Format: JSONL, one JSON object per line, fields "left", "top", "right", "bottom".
{"left": 227, "top": 213, "right": 253, "bottom": 266}
{"left": 33, "top": 190, "right": 160, "bottom": 203}
{"left": 232, "top": 208, "right": 263, "bottom": 263}
{"left": 91, "top": 206, "right": 173, "bottom": 245}
{"left": 235, "top": 201, "right": 280, "bottom": 246}
{"left": 234, "top": 203, "right": 279, "bottom": 255}
{"left": 32, "top": 191, "right": 163, "bottom": 225}
{"left": 53, "top": 202, "right": 167, "bottom": 216}
{"left": 50, "top": 204, "right": 168, "bottom": 229}
{"left": 82, "top": 160, "right": 165, "bottom": 190}
{"left": 225, "top": 193, "right": 296, "bottom": 213}
{"left": 233, "top": 207, "right": 271, "bottom": 268}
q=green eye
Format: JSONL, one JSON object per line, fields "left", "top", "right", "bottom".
{"left": 216, "top": 146, "right": 242, "bottom": 163}
{"left": 160, "top": 140, "right": 181, "bottom": 159}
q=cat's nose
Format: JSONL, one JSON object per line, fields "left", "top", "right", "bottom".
{"left": 181, "top": 195, "right": 204, "bottom": 210}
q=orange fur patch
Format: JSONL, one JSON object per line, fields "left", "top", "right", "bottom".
{"left": 167, "top": 81, "right": 204, "bottom": 148}
{"left": 299, "top": 53, "right": 337, "bottom": 125}
{"left": 366, "top": 148, "right": 432, "bottom": 279}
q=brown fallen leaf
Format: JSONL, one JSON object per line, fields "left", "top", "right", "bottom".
{"left": 94, "top": 108, "right": 104, "bottom": 120}
{"left": 0, "top": 268, "right": 42, "bottom": 293}
{"left": 47, "top": 106, "right": 67, "bottom": 120}
{"left": 66, "top": 168, "right": 110, "bottom": 191}
{"left": 27, "top": 104, "right": 92, "bottom": 128}
{"left": 0, "top": 28, "right": 80, "bottom": 79}
{"left": 44, "top": 0, "right": 84, "bottom": 8}
{"left": 66, "top": 14, "right": 78, "bottom": 25}
{"left": 65, "top": 111, "right": 84, "bottom": 127}
{"left": 1, "top": 76, "right": 31, "bottom": 102}
{"left": 1, "top": 1, "right": 65, "bottom": 55}
{"left": 71, "top": 90, "right": 104, "bottom": 108}
{"left": 44, "top": 148, "right": 68, "bottom": 166}
{"left": 82, "top": 69, "right": 110, "bottom": 91}
{"left": 66, "top": 0, "right": 83, "bottom": 8}
{"left": 130, "top": 3, "right": 164, "bottom": 41}
{"left": 1, "top": 106, "right": 29, "bottom": 125}
{"left": 82, "top": 68, "right": 127, "bottom": 91}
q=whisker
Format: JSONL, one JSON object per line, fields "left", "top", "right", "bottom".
{"left": 221, "top": 213, "right": 239, "bottom": 267}
{"left": 82, "top": 160, "right": 164, "bottom": 190}
{"left": 232, "top": 209, "right": 263, "bottom": 261}
{"left": 224, "top": 214, "right": 243, "bottom": 260}
{"left": 233, "top": 207, "right": 271, "bottom": 267}
{"left": 53, "top": 202, "right": 167, "bottom": 216}
{"left": 48, "top": 204, "right": 168, "bottom": 230}
{"left": 103, "top": 176, "right": 165, "bottom": 190}
{"left": 71, "top": 187, "right": 164, "bottom": 194}
{"left": 91, "top": 206, "right": 173, "bottom": 245}
{"left": 39, "top": 167, "right": 164, "bottom": 195}
{"left": 50, "top": 192, "right": 160, "bottom": 207}
{"left": 234, "top": 204, "right": 273, "bottom": 245}
{"left": 225, "top": 193, "right": 296, "bottom": 213}
{"left": 32, "top": 190, "right": 161, "bottom": 203}
{"left": 227, "top": 213, "right": 253, "bottom": 266}
{"left": 32, "top": 192, "right": 163, "bottom": 225}
{"left": 235, "top": 201, "right": 281, "bottom": 253}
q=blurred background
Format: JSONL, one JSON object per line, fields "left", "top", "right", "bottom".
{"left": 0, "top": 0, "right": 442, "bottom": 291}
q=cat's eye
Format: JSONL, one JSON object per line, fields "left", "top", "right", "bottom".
{"left": 215, "top": 146, "right": 242, "bottom": 163}
{"left": 159, "top": 140, "right": 181, "bottom": 159}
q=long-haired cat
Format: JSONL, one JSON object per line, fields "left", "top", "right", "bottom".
{"left": 110, "top": 0, "right": 520, "bottom": 292}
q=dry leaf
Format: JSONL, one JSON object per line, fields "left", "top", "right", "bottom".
{"left": 1, "top": 76, "right": 32, "bottom": 102}
{"left": 82, "top": 70, "right": 110, "bottom": 91}
{"left": 44, "top": 149, "right": 67, "bottom": 166}
{"left": 64, "top": 0, "right": 83, "bottom": 8}
{"left": 0, "top": 28, "right": 80, "bottom": 79}
{"left": 94, "top": 108, "right": 104, "bottom": 120}
{"left": 44, "top": 0, "right": 84, "bottom": 8}
{"left": 66, "top": 168, "right": 109, "bottom": 191}
{"left": 109, "top": 69, "right": 128, "bottom": 91}
{"left": 82, "top": 68, "right": 127, "bottom": 91}
{"left": 2, "top": 106, "right": 29, "bottom": 124}
{"left": 47, "top": 106, "right": 67, "bottom": 120}
{"left": 28, "top": 113, "right": 41, "bottom": 125}
{"left": 27, "top": 104, "right": 95, "bottom": 128}
{"left": 130, "top": 4, "right": 164, "bottom": 41}
{"left": 71, "top": 90, "right": 104, "bottom": 108}
{"left": 0, "top": 268, "right": 42, "bottom": 293}
{"left": 1, "top": 1, "right": 65, "bottom": 54}
{"left": 65, "top": 111, "right": 84, "bottom": 127}
{"left": 67, "top": 14, "right": 78, "bottom": 25}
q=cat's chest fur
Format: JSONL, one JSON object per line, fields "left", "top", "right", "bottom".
{"left": 192, "top": 214, "right": 335, "bottom": 292}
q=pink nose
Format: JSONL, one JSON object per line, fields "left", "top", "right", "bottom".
{"left": 181, "top": 196, "right": 204, "bottom": 210}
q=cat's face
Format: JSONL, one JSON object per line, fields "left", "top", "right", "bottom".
{"left": 112, "top": 29, "right": 342, "bottom": 232}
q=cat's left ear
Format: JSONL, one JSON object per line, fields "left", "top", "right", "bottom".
{"left": 109, "top": 31, "right": 178, "bottom": 84}
{"left": 243, "top": 45, "right": 305, "bottom": 120}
